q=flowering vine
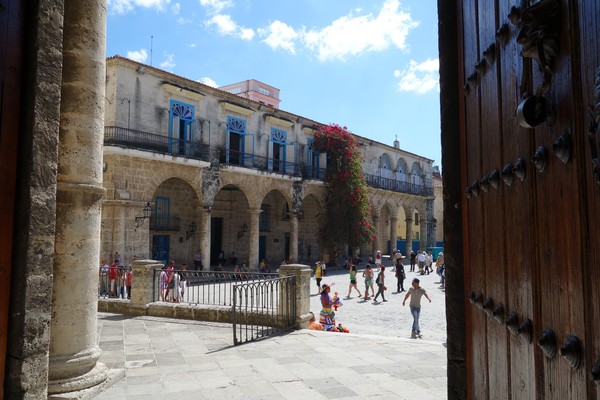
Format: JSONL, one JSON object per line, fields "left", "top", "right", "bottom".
{"left": 312, "top": 124, "right": 375, "bottom": 255}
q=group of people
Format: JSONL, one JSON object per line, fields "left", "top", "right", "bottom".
{"left": 313, "top": 250, "right": 442, "bottom": 338}
{"left": 99, "top": 252, "right": 133, "bottom": 299}
{"left": 159, "top": 261, "right": 189, "bottom": 302}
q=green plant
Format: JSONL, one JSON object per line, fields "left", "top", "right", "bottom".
{"left": 313, "top": 124, "right": 375, "bottom": 255}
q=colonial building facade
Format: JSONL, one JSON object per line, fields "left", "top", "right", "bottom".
{"left": 102, "top": 56, "right": 437, "bottom": 269}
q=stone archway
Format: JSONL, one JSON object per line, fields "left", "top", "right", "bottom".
{"left": 150, "top": 178, "right": 201, "bottom": 265}
{"left": 211, "top": 184, "right": 251, "bottom": 267}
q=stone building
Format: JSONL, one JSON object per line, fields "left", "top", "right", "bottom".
{"left": 101, "top": 56, "right": 437, "bottom": 269}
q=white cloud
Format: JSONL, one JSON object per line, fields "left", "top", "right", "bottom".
{"left": 199, "top": 0, "right": 233, "bottom": 15}
{"left": 394, "top": 58, "right": 439, "bottom": 94}
{"left": 259, "top": 20, "right": 299, "bottom": 54}
{"left": 199, "top": 77, "right": 218, "bottom": 87}
{"left": 178, "top": 16, "right": 191, "bottom": 24}
{"left": 160, "top": 53, "right": 176, "bottom": 71}
{"left": 205, "top": 14, "right": 254, "bottom": 41}
{"left": 172, "top": 3, "right": 180, "bottom": 13}
{"left": 126, "top": 49, "right": 148, "bottom": 63}
{"left": 303, "top": 0, "right": 418, "bottom": 61}
{"left": 108, "top": 0, "right": 172, "bottom": 14}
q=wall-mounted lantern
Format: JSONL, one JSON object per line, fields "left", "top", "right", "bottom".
{"left": 186, "top": 222, "right": 197, "bottom": 240}
{"left": 237, "top": 222, "right": 248, "bottom": 239}
{"left": 135, "top": 202, "right": 152, "bottom": 230}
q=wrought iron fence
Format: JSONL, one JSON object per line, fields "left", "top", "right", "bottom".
{"left": 104, "top": 126, "right": 211, "bottom": 161}
{"left": 363, "top": 173, "right": 434, "bottom": 196}
{"left": 152, "top": 270, "right": 279, "bottom": 306}
{"left": 232, "top": 275, "right": 296, "bottom": 345}
{"left": 218, "top": 148, "right": 303, "bottom": 177}
{"left": 98, "top": 266, "right": 131, "bottom": 299}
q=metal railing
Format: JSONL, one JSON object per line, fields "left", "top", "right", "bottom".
{"left": 149, "top": 216, "right": 181, "bottom": 231}
{"left": 302, "top": 165, "right": 327, "bottom": 180}
{"left": 104, "top": 127, "right": 434, "bottom": 197}
{"left": 363, "top": 173, "right": 434, "bottom": 196}
{"left": 152, "top": 270, "right": 279, "bottom": 306}
{"left": 218, "top": 148, "right": 303, "bottom": 177}
{"left": 98, "top": 266, "right": 131, "bottom": 299}
{"left": 232, "top": 275, "right": 296, "bottom": 345}
{"left": 104, "top": 126, "right": 211, "bottom": 161}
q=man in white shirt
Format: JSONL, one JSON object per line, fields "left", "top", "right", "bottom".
{"left": 417, "top": 251, "right": 426, "bottom": 275}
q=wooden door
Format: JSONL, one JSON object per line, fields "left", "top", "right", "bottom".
{"left": 441, "top": 0, "right": 600, "bottom": 398}
{"left": 0, "top": 0, "right": 24, "bottom": 396}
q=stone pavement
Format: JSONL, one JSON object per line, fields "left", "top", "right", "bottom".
{"left": 94, "top": 261, "right": 448, "bottom": 399}
{"left": 311, "top": 263, "right": 447, "bottom": 342}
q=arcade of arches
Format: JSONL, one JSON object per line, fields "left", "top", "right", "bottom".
{"left": 100, "top": 152, "right": 435, "bottom": 270}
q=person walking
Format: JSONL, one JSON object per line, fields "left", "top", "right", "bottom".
{"left": 362, "top": 264, "right": 375, "bottom": 299}
{"left": 314, "top": 261, "right": 323, "bottom": 294}
{"left": 394, "top": 259, "right": 406, "bottom": 292}
{"left": 374, "top": 250, "right": 382, "bottom": 268}
{"left": 373, "top": 266, "right": 387, "bottom": 303}
{"left": 417, "top": 251, "right": 426, "bottom": 275}
{"left": 424, "top": 251, "right": 433, "bottom": 274}
{"left": 345, "top": 265, "right": 362, "bottom": 299}
{"left": 402, "top": 278, "right": 432, "bottom": 338}
{"left": 409, "top": 250, "right": 416, "bottom": 272}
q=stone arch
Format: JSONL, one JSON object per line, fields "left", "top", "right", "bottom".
{"left": 212, "top": 183, "right": 252, "bottom": 265}
{"left": 410, "top": 162, "right": 423, "bottom": 185}
{"left": 396, "top": 157, "right": 408, "bottom": 174}
{"left": 142, "top": 166, "right": 201, "bottom": 204}
{"left": 380, "top": 153, "right": 393, "bottom": 170}
{"left": 396, "top": 158, "right": 409, "bottom": 183}
{"left": 218, "top": 173, "right": 263, "bottom": 209}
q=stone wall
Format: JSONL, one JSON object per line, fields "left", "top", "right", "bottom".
{"left": 6, "top": 0, "right": 64, "bottom": 397}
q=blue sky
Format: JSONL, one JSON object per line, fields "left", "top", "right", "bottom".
{"left": 106, "top": 0, "right": 441, "bottom": 167}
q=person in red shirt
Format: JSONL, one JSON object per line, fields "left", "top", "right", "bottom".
{"left": 108, "top": 261, "right": 118, "bottom": 297}
{"left": 125, "top": 267, "right": 133, "bottom": 299}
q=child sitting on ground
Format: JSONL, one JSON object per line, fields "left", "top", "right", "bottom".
{"left": 308, "top": 312, "right": 323, "bottom": 331}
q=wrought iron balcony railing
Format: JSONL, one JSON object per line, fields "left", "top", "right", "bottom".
{"left": 218, "top": 148, "right": 303, "bottom": 177}
{"left": 104, "top": 126, "right": 211, "bottom": 161}
{"left": 104, "top": 126, "right": 433, "bottom": 197}
{"left": 363, "top": 173, "right": 434, "bottom": 196}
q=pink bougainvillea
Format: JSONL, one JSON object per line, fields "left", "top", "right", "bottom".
{"left": 312, "top": 124, "right": 375, "bottom": 253}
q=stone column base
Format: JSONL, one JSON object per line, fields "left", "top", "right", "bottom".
{"left": 47, "top": 362, "right": 108, "bottom": 397}
{"left": 48, "top": 365, "right": 124, "bottom": 400}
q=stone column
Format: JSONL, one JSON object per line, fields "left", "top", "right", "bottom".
{"left": 390, "top": 216, "right": 398, "bottom": 254}
{"left": 289, "top": 213, "right": 299, "bottom": 263}
{"left": 278, "top": 264, "right": 313, "bottom": 329}
{"left": 48, "top": 0, "right": 108, "bottom": 395}
{"left": 199, "top": 206, "right": 211, "bottom": 270}
{"left": 420, "top": 215, "right": 428, "bottom": 251}
{"left": 405, "top": 216, "right": 413, "bottom": 256}
{"left": 130, "top": 260, "right": 164, "bottom": 312}
{"left": 371, "top": 214, "right": 380, "bottom": 256}
{"left": 426, "top": 198, "right": 436, "bottom": 249}
{"left": 247, "top": 208, "right": 262, "bottom": 270}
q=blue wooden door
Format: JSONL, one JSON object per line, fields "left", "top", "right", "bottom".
{"left": 152, "top": 235, "right": 170, "bottom": 265}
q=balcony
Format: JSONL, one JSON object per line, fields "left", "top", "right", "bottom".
{"left": 149, "top": 216, "right": 181, "bottom": 231}
{"left": 363, "top": 173, "right": 433, "bottom": 196}
{"left": 218, "top": 148, "right": 303, "bottom": 178}
{"left": 104, "top": 127, "right": 432, "bottom": 197}
{"left": 104, "top": 126, "right": 210, "bottom": 161}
